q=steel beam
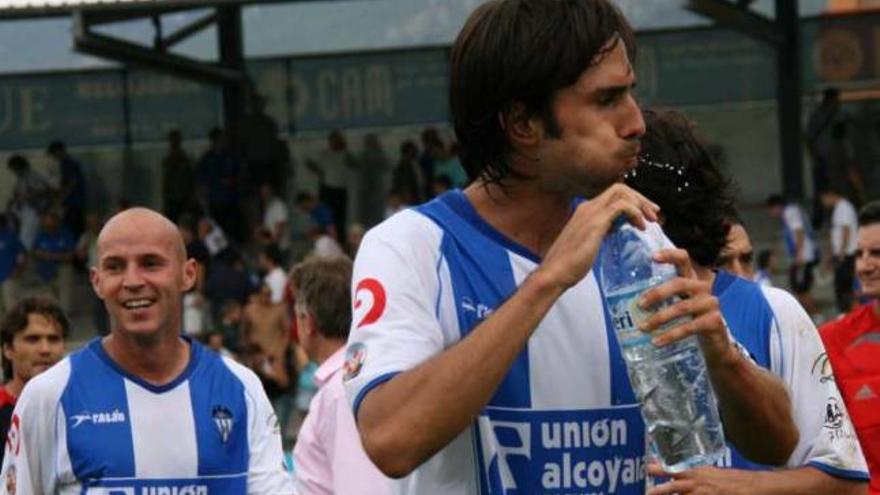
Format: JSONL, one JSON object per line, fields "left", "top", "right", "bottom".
{"left": 775, "top": 0, "right": 803, "bottom": 200}
{"left": 687, "top": 0, "right": 783, "bottom": 47}
{"left": 74, "top": 13, "right": 244, "bottom": 86}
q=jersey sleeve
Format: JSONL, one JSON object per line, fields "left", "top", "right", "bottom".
{"left": 763, "top": 287, "right": 869, "bottom": 478}
{"left": 0, "top": 359, "right": 70, "bottom": 495}
{"left": 221, "top": 357, "right": 295, "bottom": 495}
{"left": 343, "top": 212, "right": 446, "bottom": 417}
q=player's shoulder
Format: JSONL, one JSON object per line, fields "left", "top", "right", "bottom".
{"left": 819, "top": 303, "right": 874, "bottom": 339}
{"left": 217, "top": 354, "right": 265, "bottom": 399}
{"left": 760, "top": 285, "right": 805, "bottom": 314}
{"left": 17, "top": 356, "right": 72, "bottom": 411}
{"left": 364, "top": 209, "right": 442, "bottom": 247}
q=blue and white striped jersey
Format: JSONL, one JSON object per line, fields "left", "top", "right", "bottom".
{"left": 344, "top": 191, "right": 677, "bottom": 495}
{"left": 713, "top": 271, "right": 868, "bottom": 479}
{"left": 0, "top": 338, "right": 294, "bottom": 495}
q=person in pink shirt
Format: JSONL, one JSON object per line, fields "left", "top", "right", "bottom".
{"left": 289, "top": 256, "right": 391, "bottom": 495}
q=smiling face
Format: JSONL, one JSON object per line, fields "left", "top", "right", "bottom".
{"left": 856, "top": 224, "right": 880, "bottom": 298}
{"left": 529, "top": 41, "right": 645, "bottom": 197}
{"left": 91, "top": 209, "right": 196, "bottom": 340}
{"left": 3, "top": 313, "right": 65, "bottom": 383}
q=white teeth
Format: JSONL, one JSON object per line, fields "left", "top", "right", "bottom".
{"left": 123, "top": 299, "right": 153, "bottom": 309}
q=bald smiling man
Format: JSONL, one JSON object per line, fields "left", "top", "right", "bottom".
{"left": 0, "top": 208, "right": 294, "bottom": 495}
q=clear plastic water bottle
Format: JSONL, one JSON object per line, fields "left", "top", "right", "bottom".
{"left": 598, "top": 219, "right": 725, "bottom": 473}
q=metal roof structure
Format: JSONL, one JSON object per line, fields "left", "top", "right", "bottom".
{"left": 0, "top": 0, "right": 286, "bottom": 19}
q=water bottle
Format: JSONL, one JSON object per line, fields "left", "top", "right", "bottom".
{"left": 598, "top": 219, "right": 725, "bottom": 473}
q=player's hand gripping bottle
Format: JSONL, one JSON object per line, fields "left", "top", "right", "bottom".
{"left": 598, "top": 219, "right": 725, "bottom": 473}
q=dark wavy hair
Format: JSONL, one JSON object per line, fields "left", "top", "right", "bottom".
{"left": 289, "top": 257, "right": 353, "bottom": 340}
{"left": 625, "top": 109, "right": 739, "bottom": 267}
{"left": 449, "top": 0, "right": 635, "bottom": 187}
{"left": 0, "top": 297, "right": 69, "bottom": 380}
{"left": 859, "top": 201, "right": 880, "bottom": 227}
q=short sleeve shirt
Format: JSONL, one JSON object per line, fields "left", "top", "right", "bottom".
{"left": 343, "top": 191, "right": 673, "bottom": 495}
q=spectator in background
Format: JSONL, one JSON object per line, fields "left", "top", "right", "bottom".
{"left": 160, "top": 129, "right": 195, "bottom": 223}
{"left": 383, "top": 190, "right": 408, "bottom": 219}
{"left": 47, "top": 140, "right": 86, "bottom": 238}
{"left": 76, "top": 212, "right": 108, "bottom": 335}
{"left": 256, "top": 182, "right": 289, "bottom": 255}
{"left": 310, "top": 224, "right": 345, "bottom": 260}
{"left": 820, "top": 200, "right": 880, "bottom": 495}
{"left": 0, "top": 297, "right": 67, "bottom": 466}
{"left": 430, "top": 174, "right": 453, "bottom": 197}
{"left": 258, "top": 245, "right": 287, "bottom": 305}
{"left": 432, "top": 140, "right": 468, "bottom": 188}
{"left": 0, "top": 214, "right": 25, "bottom": 316}
{"left": 767, "top": 194, "right": 821, "bottom": 318}
{"left": 204, "top": 248, "right": 252, "bottom": 325}
{"left": 241, "top": 283, "right": 290, "bottom": 420}
{"left": 306, "top": 130, "right": 356, "bottom": 242}
{"left": 806, "top": 88, "right": 845, "bottom": 227}
{"left": 32, "top": 210, "right": 76, "bottom": 315}
{"left": 6, "top": 155, "right": 52, "bottom": 249}
{"left": 419, "top": 128, "right": 440, "bottom": 198}
{"left": 215, "top": 299, "right": 243, "bottom": 355}
{"left": 290, "top": 256, "right": 390, "bottom": 494}
{"left": 197, "top": 127, "right": 244, "bottom": 243}
{"left": 204, "top": 330, "right": 234, "bottom": 359}
{"left": 716, "top": 221, "right": 755, "bottom": 279}
{"left": 391, "top": 140, "right": 424, "bottom": 206}
{"left": 358, "top": 134, "right": 391, "bottom": 228}
{"left": 828, "top": 121, "right": 865, "bottom": 207}
{"left": 242, "top": 92, "right": 290, "bottom": 192}
{"left": 346, "top": 223, "right": 365, "bottom": 258}
{"left": 822, "top": 188, "right": 860, "bottom": 314}
{"left": 755, "top": 249, "right": 777, "bottom": 287}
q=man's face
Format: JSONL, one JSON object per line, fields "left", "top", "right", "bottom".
{"left": 3, "top": 314, "right": 65, "bottom": 383}
{"left": 91, "top": 214, "right": 196, "bottom": 338}
{"left": 717, "top": 224, "right": 755, "bottom": 279}
{"left": 855, "top": 224, "right": 880, "bottom": 297}
{"left": 530, "top": 41, "right": 644, "bottom": 197}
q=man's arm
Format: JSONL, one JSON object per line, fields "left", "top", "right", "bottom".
{"left": 355, "top": 184, "right": 660, "bottom": 478}
{"left": 647, "top": 465, "right": 867, "bottom": 495}
{"left": 794, "top": 229, "right": 806, "bottom": 265}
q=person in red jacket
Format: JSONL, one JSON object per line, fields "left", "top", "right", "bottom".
{"left": 821, "top": 200, "right": 880, "bottom": 494}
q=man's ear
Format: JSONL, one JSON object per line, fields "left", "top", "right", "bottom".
{"left": 500, "top": 102, "right": 543, "bottom": 150}
{"left": 90, "top": 266, "right": 105, "bottom": 300}
{"left": 181, "top": 259, "right": 197, "bottom": 292}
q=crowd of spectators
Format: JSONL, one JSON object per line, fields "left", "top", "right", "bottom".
{"left": 0, "top": 124, "right": 466, "bottom": 449}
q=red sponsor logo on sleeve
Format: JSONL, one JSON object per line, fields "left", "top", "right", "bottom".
{"left": 6, "top": 414, "right": 20, "bottom": 456}
{"left": 354, "top": 278, "right": 386, "bottom": 329}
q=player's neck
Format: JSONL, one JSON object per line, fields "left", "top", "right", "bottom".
{"left": 4, "top": 376, "right": 25, "bottom": 399}
{"left": 102, "top": 332, "right": 191, "bottom": 386}
{"left": 464, "top": 180, "right": 572, "bottom": 258}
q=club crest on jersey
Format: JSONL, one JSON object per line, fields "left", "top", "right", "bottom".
{"left": 212, "top": 406, "right": 234, "bottom": 443}
{"left": 343, "top": 343, "right": 367, "bottom": 381}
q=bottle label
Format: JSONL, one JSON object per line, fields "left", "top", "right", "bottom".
{"left": 605, "top": 281, "right": 680, "bottom": 348}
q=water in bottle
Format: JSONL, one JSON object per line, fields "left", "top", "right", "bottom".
{"left": 598, "top": 219, "right": 725, "bottom": 473}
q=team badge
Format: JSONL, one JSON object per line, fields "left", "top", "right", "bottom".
{"left": 344, "top": 343, "right": 368, "bottom": 381}
{"left": 212, "top": 406, "right": 234, "bottom": 443}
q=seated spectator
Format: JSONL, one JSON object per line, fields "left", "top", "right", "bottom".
{"left": 289, "top": 257, "right": 390, "bottom": 494}
{"left": 32, "top": 210, "right": 76, "bottom": 314}
{"left": 0, "top": 297, "right": 68, "bottom": 465}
